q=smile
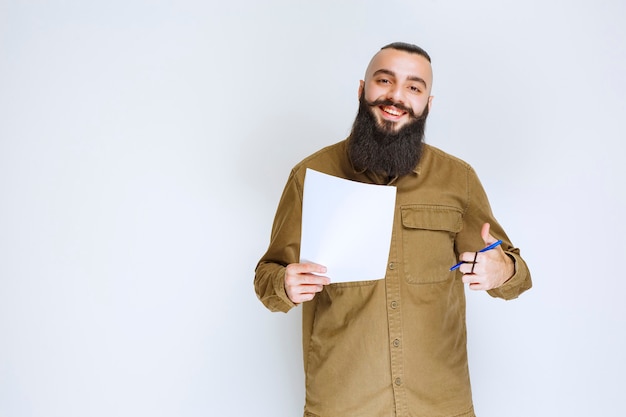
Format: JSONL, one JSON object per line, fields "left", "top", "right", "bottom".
{"left": 380, "top": 105, "right": 406, "bottom": 117}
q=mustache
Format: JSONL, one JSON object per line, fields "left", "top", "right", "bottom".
{"left": 363, "top": 98, "right": 418, "bottom": 119}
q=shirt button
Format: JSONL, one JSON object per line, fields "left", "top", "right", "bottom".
{"left": 390, "top": 301, "right": 398, "bottom": 309}
{"left": 395, "top": 377, "right": 402, "bottom": 386}
{"left": 393, "top": 339, "right": 400, "bottom": 347}
{"left": 388, "top": 262, "right": 396, "bottom": 270}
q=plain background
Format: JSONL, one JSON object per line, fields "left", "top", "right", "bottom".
{"left": 1, "top": 1, "right": 625, "bottom": 416}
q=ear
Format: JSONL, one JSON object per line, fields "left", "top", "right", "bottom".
{"left": 358, "top": 80, "right": 364, "bottom": 99}
{"left": 427, "top": 95, "right": 434, "bottom": 111}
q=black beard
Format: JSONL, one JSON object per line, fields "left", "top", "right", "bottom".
{"left": 347, "top": 94, "right": 429, "bottom": 178}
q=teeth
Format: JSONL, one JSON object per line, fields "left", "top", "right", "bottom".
{"left": 383, "top": 106, "right": 402, "bottom": 116}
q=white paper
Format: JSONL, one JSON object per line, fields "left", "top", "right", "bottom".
{"left": 300, "top": 168, "right": 397, "bottom": 283}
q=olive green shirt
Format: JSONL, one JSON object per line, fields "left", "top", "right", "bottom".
{"left": 255, "top": 139, "right": 532, "bottom": 417}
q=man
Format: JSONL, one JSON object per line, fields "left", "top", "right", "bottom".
{"left": 255, "top": 42, "right": 531, "bottom": 417}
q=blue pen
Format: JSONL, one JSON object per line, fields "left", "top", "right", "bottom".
{"left": 449, "top": 240, "right": 503, "bottom": 271}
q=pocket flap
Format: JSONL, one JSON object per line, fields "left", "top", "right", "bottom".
{"left": 401, "top": 205, "right": 463, "bottom": 233}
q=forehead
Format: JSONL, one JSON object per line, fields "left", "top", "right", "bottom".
{"left": 365, "top": 48, "right": 433, "bottom": 90}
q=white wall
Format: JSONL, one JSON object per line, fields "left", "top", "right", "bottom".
{"left": 1, "top": 1, "right": 624, "bottom": 416}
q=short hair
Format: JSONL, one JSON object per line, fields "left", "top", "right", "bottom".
{"left": 380, "top": 42, "right": 431, "bottom": 63}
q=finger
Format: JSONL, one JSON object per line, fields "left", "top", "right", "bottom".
{"left": 459, "top": 264, "right": 471, "bottom": 276}
{"left": 461, "top": 273, "right": 481, "bottom": 285}
{"left": 462, "top": 268, "right": 485, "bottom": 285}
{"left": 300, "top": 274, "right": 331, "bottom": 285}
{"left": 286, "top": 281, "right": 326, "bottom": 303}
{"left": 459, "top": 251, "right": 480, "bottom": 265}
{"left": 292, "top": 292, "right": 316, "bottom": 303}
{"left": 481, "top": 222, "right": 497, "bottom": 245}
{"left": 459, "top": 252, "right": 481, "bottom": 276}
{"left": 301, "top": 284, "right": 325, "bottom": 294}
{"left": 285, "top": 263, "right": 331, "bottom": 287}
{"left": 285, "top": 273, "right": 330, "bottom": 288}
{"left": 288, "top": 262, "right": 327, "bottom": 275}
{"left": 293, "top": 282, "right": 327, "bottom": 302}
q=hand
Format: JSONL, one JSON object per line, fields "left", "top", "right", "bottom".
{"left": 284, "top": 262, "right": 330, "bottom": 304}
{"left": 459, "top": 223, "right": 514, "bottom": 291}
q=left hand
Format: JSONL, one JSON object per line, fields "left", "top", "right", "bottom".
{"left": 459, "top": 223, "right": 515, "bottom": 291}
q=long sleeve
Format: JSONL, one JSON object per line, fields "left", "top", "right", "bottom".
{"left": 254, "top": 169, "right": 304, "bottom": 312}
{"left": 455, "top": 165, "right": 532, "bottom": 300}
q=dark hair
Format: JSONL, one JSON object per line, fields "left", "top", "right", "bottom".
{"left": 381, "top": 42, "right": 431, "bottom": 63}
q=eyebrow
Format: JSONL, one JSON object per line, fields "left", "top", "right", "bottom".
{"left": 372, "top": 69, "right": 428, "bottom": 89}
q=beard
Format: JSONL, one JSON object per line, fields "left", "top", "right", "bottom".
{"left": 347, "top": 93, "right": 429, "bottom": 178}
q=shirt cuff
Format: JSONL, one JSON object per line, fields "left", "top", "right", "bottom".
{"left": 487, "top": 252, "right": 532, "bottom": 300}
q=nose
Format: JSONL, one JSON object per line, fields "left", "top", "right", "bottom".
{"left": 386, "top": 84, "right": 405, "bottom": 104}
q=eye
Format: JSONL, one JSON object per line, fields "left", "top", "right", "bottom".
{"left": 409, "top": 85, "right": 422, "bottom": 93}
{"left": 377, "top": 78, "right": 391, "bottom": 84}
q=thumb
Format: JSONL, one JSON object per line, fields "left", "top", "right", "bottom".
{"left": 481, "top": 223, "right": 497, "bottom": 245}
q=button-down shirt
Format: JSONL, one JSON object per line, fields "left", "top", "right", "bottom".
{"left": 255, "top": 139, "right": 532, "bottom": 417}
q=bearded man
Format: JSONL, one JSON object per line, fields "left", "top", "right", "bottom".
{"left": 254, "top": 42, "right": 532, "bottom": 417}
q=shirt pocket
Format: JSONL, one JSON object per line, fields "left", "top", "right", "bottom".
{"left": 401, "top": 204, "right": 463, "bottom": 284}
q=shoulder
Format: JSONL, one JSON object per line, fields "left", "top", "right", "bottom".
{"left": 419, "top": 144, "right": 481, "bottom": 182}
{"left": 422, "top": 144, "right": 472, "bottom": 171}
{"left": 291, "top": 140, "right": 349, "bottom": 179}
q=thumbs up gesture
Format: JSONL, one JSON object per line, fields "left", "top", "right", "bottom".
{"left": 459, "top": 223, "right": 515, "bottom": 291}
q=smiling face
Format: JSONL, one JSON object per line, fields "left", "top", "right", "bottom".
{"left": 359, "top": 48, "right": 433, "bottom": 132}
